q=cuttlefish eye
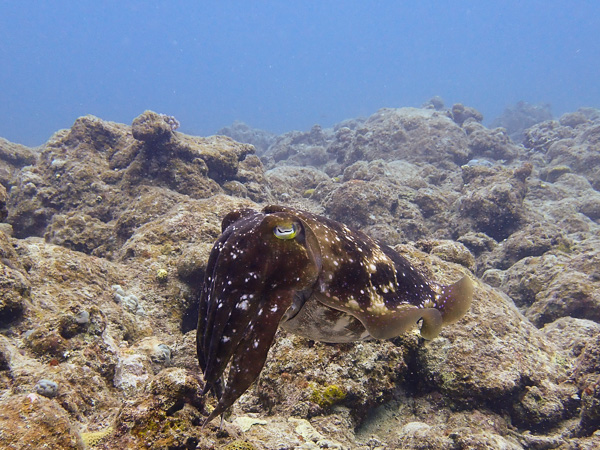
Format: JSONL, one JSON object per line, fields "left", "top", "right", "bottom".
{"left": 273, "top": 223, "right": 298, "bottom": 240}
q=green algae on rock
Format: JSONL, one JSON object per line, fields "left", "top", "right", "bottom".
{"left": 309, "top": 384, "right": 347, "bottom": 409}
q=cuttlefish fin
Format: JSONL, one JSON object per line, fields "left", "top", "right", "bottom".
{"left": 435, "top": 275, "right": 474, "bottom": 324}
{"left": 361, "top": 306, "right": 444, "bottom": 340}
{"left": 317, "top": 275, "right": 473, "bottom": 341}
{"left": 415, "top": 275, "right": 474, "bottom": 339}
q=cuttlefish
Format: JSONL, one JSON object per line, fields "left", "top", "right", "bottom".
{"left": 197, "top": 205, "right": 473, "bottom": 423}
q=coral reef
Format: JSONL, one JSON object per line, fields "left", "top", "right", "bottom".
{"left": 1, "top": 104, "right": 600, "bottom": 447}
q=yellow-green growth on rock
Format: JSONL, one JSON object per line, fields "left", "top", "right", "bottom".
{"left": 223, "top": 440, "right": 257, "bottom": 450}
{"left": 80, "top": 426, "right": 113, "bottom": 447}
{"left": 309, "top": 384, "right": 347, "bottom": 408}
{"left": 555, "top": 240, "right": 572, "bottom": 254}
{"left": 156, "top": 268, "right": 169, "bottom": 283}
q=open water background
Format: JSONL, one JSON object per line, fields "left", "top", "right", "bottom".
{"left": 1, "top": 0, "right": 599, "bottom": 146}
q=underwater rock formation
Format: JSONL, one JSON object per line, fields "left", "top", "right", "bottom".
{"left": 218, "top": 120, "right": 277, "bottom": 155}
{"left": 491, "top": 101, "right": 553, "bottom": 143}
{"left": 0, "top": 137, "right": 37, "bottom": 188}
{"left": 0, "top": 104, "right": 600, "bottom": 448}
{"left": 457, "top": 162, "right": 532, "bottom": 241}
{"left": 6, "top": 112, "right": 269, "bottom": 253}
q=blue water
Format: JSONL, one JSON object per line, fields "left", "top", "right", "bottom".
{"left": 1, "top": 1, "right": 599, "bottom": 146}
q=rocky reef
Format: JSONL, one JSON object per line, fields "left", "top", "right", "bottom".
{"left": 1, "top": 104, "right": 600, "bottom": 448}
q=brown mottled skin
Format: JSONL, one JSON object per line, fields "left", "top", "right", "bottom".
{"left": 197, "top": 205, "right": 473, "bottom": 424}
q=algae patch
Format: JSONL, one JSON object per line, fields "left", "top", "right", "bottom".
{"left": 80, "top": 426, "right": 113, "bottom": 447}
{"left": 309, "top": 384, "right": 347, "bottom": 408}
{"left": 223, "top": 440, "right": 257, "bottom": 450}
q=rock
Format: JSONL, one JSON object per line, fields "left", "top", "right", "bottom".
{"left": 457, "top": 163, "right": 532, "bottom": 241}
{"left": 571, "top": 334, "right": 600, "bottom": 389}
{"left": 331, "top": 107, "right": 472, "bottom": 168}
{"left": 579, "top": 195, "right": 600, "bottom": 221}
{"left": 217, "top": 120, "right": 277, "bottom": 154}
{"left": 0, "top": 259, "right": 30, "bottom": 327}
{"left": 527, "top": 270, "right": 600, "bottom": 327}
{"left": 0, "top": 183, "right": 7, "bottom": 222}
{"left": 457, "top": 232, "right": 497, "bottom": 257}
{"left": 570, "top": 335, "right": 600, "bottom": 436}
{"left": 528, "top": 114, "right": 600, "bottom": 190}
{"left": 543, "top": 164, "right": 572, "bottom": 182}
{"left": 496, "top": 234, "right": 600, "bottom": 327}
{"left": 0, "top": 394, "right": 84, "bottom": 449}
{"left": 113, "top": 353, "right": 152, "bottom": 396}
{"left": 0, "top": 136, "right": 37, "bottom": 188}
{"left": 265, "top": 165, "right": 331, "bottom": 200}
{"left": 263, "top": 107, "right": 477, "bottom": 172}
{"left": 415, "top": 276, "right": 569, "bottom": 413}
{"left": 58, "top": 310, "right": 90, "bottom": 338}
{"left": 523, "top": 119, "right": 575, "bottom": 153}
{"left": 44, "top": 212, "right": 115, "bottom": 256}
{"left": 499, "top": 254, "right": 564, "bottom": 308}
{"left": 104, "top": 368, "right": 205, "bottom": 449}
{"left": 422, "top": 95, "right": 445, "bottom": 110}
{"left": 491, "top": 101, "right": 553, "bottom": 143}
{"left": 415, "top": 239, "right": 475, "bottom": 269}
{"left": 146, "top": 367, "right": 204, "bottom": 411}
{"left": 132, "top": 337, "right": 173, "bottom": 370}
{"left": 254, "top": 332, "right": 411, "bottom": 423}
{"left": 579, "top": 377, "right": 600, "bottom": 436}
{"left": 35, "top": 379, "right": 59, "bottom": 398}
{"left": 413, "top": 187, "right": 451, "bottom": 219}
{"left": 324, "top": 179, "right": 413, "bottom": 233}
{"left": 6, "top": 113, "right": 265, "bottom": 247}
{"left": 113, "top": 187, "right": 182, "bottom": 241}
{"left": 395, "top": 421, "right": 453, "bottom": 449}
{"left": 358, "top": 391, "right": 523, "bottom": 449}
{"left": 463, "top": 121, "right": 518, "bottom": 161}
{"left": 542, "top": 317, "right": 600, "bottom": 359}
{"left": 265, "top": 124, "right": 334, "bottom": 167}
{"left": 176, "top": 243, "right": 212, "bottom": 283}
{"left": 559, "top": 111, "right": 589, "bottom": 128}
{"left": 131, "top": 110, "right": 178, "bottom": 143}
{"left": 486, "top": 222, "right": 569, "bottom": 272}
{"left": 511, "top": 380, "right": 577, "bottom": 431}
{"left": 451, "top": 103, "right": 484, "bottom": 126}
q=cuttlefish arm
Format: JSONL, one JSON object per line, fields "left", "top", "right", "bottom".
{"left": 203, "top": 288, "right": 296, "bottom": 424}
{"left": 197, "top": 208, "right": 261, "bottom": 399}
{"left": 197, "top": 209, "right": 322, "bottom": 424}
